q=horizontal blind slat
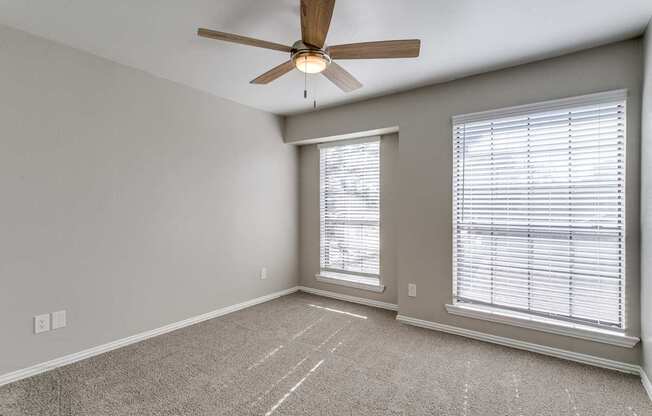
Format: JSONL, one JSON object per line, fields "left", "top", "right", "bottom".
{"left": 321, "top": 140, "right": 381, "bottom": 276}
{"left": 452, "top": 97, "right": 626, "bottom": 330}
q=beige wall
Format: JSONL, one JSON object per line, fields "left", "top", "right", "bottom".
{"left": 641, "top": 20, "right": 652, "bottom": 377}
{"left": 299, "top": 134, "right": 398, "bottom": 305}
{"left": 0, "top": 25, "right": 298, "bottom": 375}
{"left": 288, "top": 39, "right": 643, "bottom": 364}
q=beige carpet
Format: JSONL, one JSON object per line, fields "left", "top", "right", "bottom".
{"left": 1, "top": 292, "right": 650, "bottom": 415}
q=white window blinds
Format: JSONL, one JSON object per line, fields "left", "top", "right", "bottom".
{"left": 320, "top": 138, "right": 380, "bottom": 277}
{"left": 452, "top": 91, "right": 626, "bottom": 330}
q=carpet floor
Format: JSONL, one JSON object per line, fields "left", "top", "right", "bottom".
{"left": 0, "top": 292, "right": 650, "bottom": 415}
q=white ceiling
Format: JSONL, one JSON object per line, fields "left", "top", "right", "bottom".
{"left": 1, "top": 1, "right": 651, "bottom": 115}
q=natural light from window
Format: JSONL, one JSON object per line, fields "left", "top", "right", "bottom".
{"left": 319, "top": 138, "right": 380, "bottom": 281}
{"left": 452, "top": 91, "right": 627, "bottom": 331}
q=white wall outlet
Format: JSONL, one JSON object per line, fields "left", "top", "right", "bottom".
{"left": 408, "top": 283, "right": 417, "bottom": 297}
{"left": 52, "top": 310, "right": 67, "bottom": 330}
{"left": 260, "top": 267, "right": 268, "bottom": 280}
{"left": 34, "top": 314, "right": 50, "bottom": 334}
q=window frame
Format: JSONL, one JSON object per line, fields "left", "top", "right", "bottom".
{"left": 448, "top": 90, "right": 637, "bottom": 346}
{"left": 317, "top": 136, "right": 383, "bottom": 292}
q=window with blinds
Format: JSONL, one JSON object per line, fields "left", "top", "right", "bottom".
{"left": 452, "top": 91, "right": 626, "bottom": 330}
{"left": 320, "top": 138, "right": 380, "bottom": 279}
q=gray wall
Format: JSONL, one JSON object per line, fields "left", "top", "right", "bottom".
{"left": 641, "top": 20, "right": 652, "bottom": 377}
{"left": 299, "top": 134, "right": 398, "bottom": 305}
{"left": 288, "top": 39, "right": 643, "bottom": 364}
{"left": 0, "top": 25, "right": 298, "bottom": 375}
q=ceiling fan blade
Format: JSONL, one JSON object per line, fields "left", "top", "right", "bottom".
{"left": 322, "top": 62, "right": 362, "bottom": 92}
{"left": 198, "top": 28, "right": 291, "bottom": 53}
{"left": 250, "top": 60, "right": 295, "bottom": 84}
{"left": 328, "top": 40, "right": 421, "bottom": 59}
{"left": 300, "top": 0, "right": 336, "bottom": 48}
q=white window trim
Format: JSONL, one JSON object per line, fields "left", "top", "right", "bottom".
{"left": 318, "top": 135, "right": 380, "bottom": 148}
{"left": 446, "top": 303, "right": 639, "bottom": 348}
{"left": 319, "top": 136, "right": 381, "bottom": 281}
{"left": 450, "top": 89, "right": 630, "bottom": 337}
{"left": 451, "top": 89, "right": 627, "bottom": 124}
{"left": 315, "top": 271, "right": 385, "bottom": 293}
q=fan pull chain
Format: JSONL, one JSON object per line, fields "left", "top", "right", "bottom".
{"left": 313, "top": 74, "right": 317, "bottom": 108}
{"left": 303, "top": 56, "right": 308, "bottom": 99}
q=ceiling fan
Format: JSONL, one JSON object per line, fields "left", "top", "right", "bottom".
{"left": 197, "top": 0, "right": 421, "bottom": 93}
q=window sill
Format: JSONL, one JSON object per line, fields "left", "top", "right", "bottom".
{"left": 315, "top": 271, "right": 385, "bottom": 293}
{"left": 445, "top": 303, "right": 639, "bottom": 348}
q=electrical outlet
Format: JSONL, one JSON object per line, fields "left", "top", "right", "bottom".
{"left": 52, "top": 310, "right": 67, "bottom": 330}
{"left": 408, "top": 283, "right": 417, "bottom": 297}
{"left": 34, "top": 314, "right": 50, "bottom": 334}
{"left": 260, "top": 267, "right": 268, "bottom": 280}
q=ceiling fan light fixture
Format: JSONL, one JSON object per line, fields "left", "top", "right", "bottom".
{"left": 293, "top": 50, "right": 330, "bottom": 74}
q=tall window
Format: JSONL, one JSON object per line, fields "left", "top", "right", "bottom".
{"left": 320, "top": 138, "right": 380, "bottom": 282}
{"left": 452, "top": 91, "right": 626, "bottom": 330}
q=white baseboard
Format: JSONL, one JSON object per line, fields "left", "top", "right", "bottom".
{"left": 642, "top": 368, "right": 652, "bottom": 402}
{"left": 3, "top": 286, "right": 650, "bottom": 404}
{"left": 298, "top": 286, "right": 398, "bottom": 311}
{"left": 396, "top": 314, "right": 641, "bottom": 375}
{"left": 0, "top": 286, "right": 299, "bottom": 387}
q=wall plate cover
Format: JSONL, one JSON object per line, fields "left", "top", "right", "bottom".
{"left": 408, "top": 283, "right": 417, "bottom": 297}
{"left": 52, "top": 310, "right": 66, "bottom": 330}
{"left": 34, "top": 314, "right": 50, "bottom": 334}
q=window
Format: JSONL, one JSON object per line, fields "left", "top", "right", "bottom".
{"left": 452, "top": 90, "right": 627, "bottom": 332}
{"left": 319, "top": 138, "right": 380, "bottom": 289}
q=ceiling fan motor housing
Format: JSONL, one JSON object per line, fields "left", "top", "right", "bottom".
{"left": 291, "top": 41, "right": 331, "bottom": 73}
